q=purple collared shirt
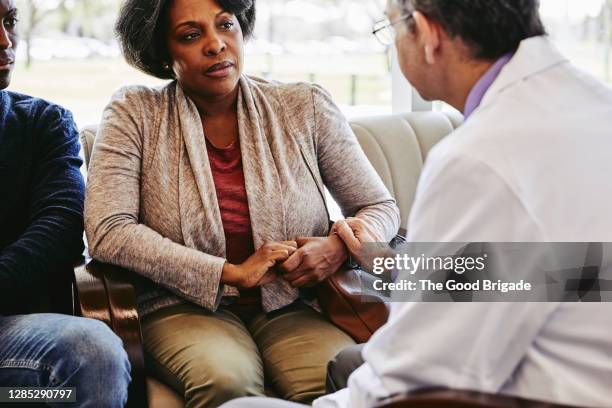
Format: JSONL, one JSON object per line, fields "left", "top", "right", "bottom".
{"left": 463, "top": 53, "right": 513, "bottom": 119}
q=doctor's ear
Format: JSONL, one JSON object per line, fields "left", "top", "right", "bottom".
{"left": 412, "top": 11, "right": 440, "bottom": 65}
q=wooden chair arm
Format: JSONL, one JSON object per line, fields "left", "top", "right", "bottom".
{"left": 73, "top": 260, "right": 148, "bottom": 408}
{"left": 375, "top": 389, "right": 583, "bottom": 408}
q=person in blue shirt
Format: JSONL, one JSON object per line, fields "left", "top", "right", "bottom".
{"left": 0, "top": 1, "right": 130, "bottom": 405}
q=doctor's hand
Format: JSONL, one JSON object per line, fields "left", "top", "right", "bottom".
{"left": 332, "top": 218, "right": 386, "bottom": 268}
{"left": 222, "top": 241, "right": 297, "bottom": 289}
{"left": 278, "top": 235, "right": 348, "bottom": 288}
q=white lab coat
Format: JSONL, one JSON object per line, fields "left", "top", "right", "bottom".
{"left": 314, "top": 36, "right": 612, "bottom": 408}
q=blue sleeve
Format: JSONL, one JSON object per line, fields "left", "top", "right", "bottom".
{"left": 0, "top": 104, "right": 85, "bottom": 308}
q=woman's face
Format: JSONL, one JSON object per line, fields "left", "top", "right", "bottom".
{"left": 166, "top": 0, "right": 244, "bottom": 100}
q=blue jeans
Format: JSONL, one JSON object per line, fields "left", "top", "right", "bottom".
{"left": 0, "top": 313, "right": 131, "bottom": 407}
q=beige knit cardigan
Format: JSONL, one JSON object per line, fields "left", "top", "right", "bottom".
{"left": 85, "top": 76, "right": 400, "bottom": 317}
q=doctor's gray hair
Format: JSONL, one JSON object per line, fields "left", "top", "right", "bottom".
{"left": 115, "top": 0, "right": 256, "bottom": 79}
{"left": 398, "top": 0, "right": 546, "bottom": 60}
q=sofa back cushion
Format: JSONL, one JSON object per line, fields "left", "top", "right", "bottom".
{"left": 350, "top": 111, "right": 461, "bottom": 229}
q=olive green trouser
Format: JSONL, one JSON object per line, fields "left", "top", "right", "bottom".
{"left": 141, "top": 302, "right": 354, "bottom": 408}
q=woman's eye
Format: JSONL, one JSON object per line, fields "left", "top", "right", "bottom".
{"left": 220, "top": 21, "right": 234, "bottom": 30}
{"left": 5, "top": 17, "right": 18, "bottom": 29}
{"left": 181, "top": 32, "right": 200, "bottom": 42}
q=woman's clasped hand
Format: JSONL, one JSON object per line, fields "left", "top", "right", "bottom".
{"left": 223, "top": 234, "right": 350, "bottom": 289}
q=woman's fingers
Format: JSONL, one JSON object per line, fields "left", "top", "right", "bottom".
{"left": 269, "top": 249, "right": 293, "bottom": 263}
{"left": 335, "top": 220, "right": 362, "bottom": 254}
{"left": 278, "top": 240, "right": 298, "bottom": 249}
{"left": 263, "top": 241, "right": 298, "bottom": 255}
{"left": 278, "top": 251, "right": 303, "bottom": 274}
{"left": 345, "top": 217, "right": 383, "bottom": 243}
{"left": 282, "top": 259, "right": 311, "bottom": 281}
{"left": 288, "top": 272, "right": 318, "bottom": 288}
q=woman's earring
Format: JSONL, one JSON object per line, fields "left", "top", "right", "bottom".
{"left": 162, "top": 62, "right": 171, "bottom": 71}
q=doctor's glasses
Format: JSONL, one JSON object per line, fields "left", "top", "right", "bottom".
{"left": 372, "top": 14, "right": 413, "bottom": 46}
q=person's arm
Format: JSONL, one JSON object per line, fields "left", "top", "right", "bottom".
{"left": 312, "top": 85, "right": 400, "bottom": 241}
{"left": 0, "top": 104, "right": 85, "bottom": 311}
{"left": 278, "top": 86, "right": 400, "bottom": 287}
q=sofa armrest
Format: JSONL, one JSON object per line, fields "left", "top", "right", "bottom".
{"left": 73, "top": 260, "right": 148, "bottom": 408}
{"left": 375, "top": 389, "right": 581, "bottom": 408}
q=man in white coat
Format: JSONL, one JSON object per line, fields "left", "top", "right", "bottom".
{"left": 221, "top": 0, "right": 612, "bottom": 407}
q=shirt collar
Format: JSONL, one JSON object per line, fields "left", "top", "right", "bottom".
{"left": 463, "top": 52, "right": 513, "bottom": 119}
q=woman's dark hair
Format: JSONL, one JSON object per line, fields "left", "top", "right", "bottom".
{"left": 400, "top": 0, "right": 546, "bottom": 60}
{"left": 115, "top": 0, "right": 256, "bottom": 79}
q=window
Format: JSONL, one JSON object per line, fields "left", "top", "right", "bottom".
{"left": 541, "top": 0, "right": 612, "bottom": 84}
{"left": 11, "top": 0, "right": 392, "bottom": 127}
{"left": 246, "top": 0, "right": 392, "bottom": 119}
{"left": 12, "top": 1, "right": 607, "bottom": 127}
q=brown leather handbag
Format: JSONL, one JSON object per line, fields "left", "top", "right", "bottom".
{"left": 317, "top": 235, "right": 405, "bottom": 343}
{"left": 317, "top": 265, "right": 390, "bottom": 343}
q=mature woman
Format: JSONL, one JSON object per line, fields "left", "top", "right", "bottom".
{"left": 85, "top": 0, "right": 399, "bottom": 406}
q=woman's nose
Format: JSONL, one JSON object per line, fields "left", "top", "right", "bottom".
{"left": 203, "top": 34, "right": 226, "bottom": 56}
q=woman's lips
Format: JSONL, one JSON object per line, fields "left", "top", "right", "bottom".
{"left": 0, "top": 61, "right": 13, "bottom": 71}
{"left": 205, "top": 62, "right": 234, "bottom": 78}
